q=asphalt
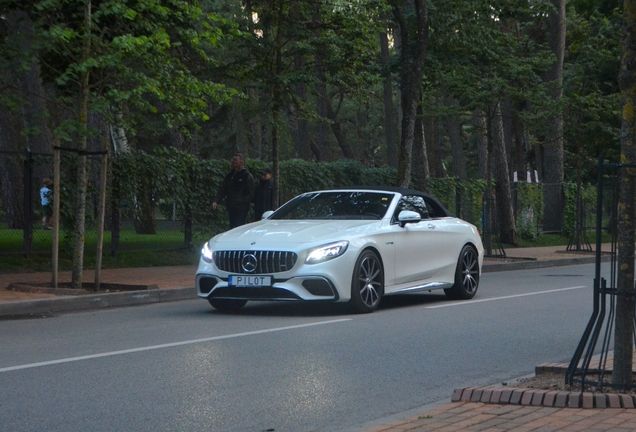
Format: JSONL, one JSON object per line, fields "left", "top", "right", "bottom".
{"left": 4, "top": 244, "right": 636, "bottom": 431}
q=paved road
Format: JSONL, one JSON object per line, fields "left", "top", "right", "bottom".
{"left": 0, "top": 263, "right": 601, "bottom": 431}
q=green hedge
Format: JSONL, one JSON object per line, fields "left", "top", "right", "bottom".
{"left": 108, "top": 147, "right": 597, "bottom": 244}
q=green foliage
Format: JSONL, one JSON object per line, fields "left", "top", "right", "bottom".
{"left": 428, "top": 178, "right": 457, "bottom": 211}
{"left": 515, "top": 183, "right": 544, "bottom": 241}
{"left": 562, "top": 182, "right": 597, "bottom": 236}
{"left": 428, "top": 178, "right": 488, "bottom": 226}
{"left": 111, "top": 153, "right": 399, "bottom": 241}
{"left": 563, "top": 4, "right": 622, "bottom": 181}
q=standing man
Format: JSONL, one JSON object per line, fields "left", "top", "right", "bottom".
{"left": 212, "top": 153, "right": 255, "bottom": 229}
{"left": 253, "top": 167, "right": 274, "bottom": 221}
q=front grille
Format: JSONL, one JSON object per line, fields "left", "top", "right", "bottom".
{"left": 213, "top": 250, "right": 298, "bottom": 274}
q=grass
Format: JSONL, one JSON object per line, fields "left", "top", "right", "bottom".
{"left": 504, "top": 231, "right": 613, "bottom": 249}
{"left": 0, "top": 225, "right": 202, "bottom": 273}
{"left": 0, "top": 248, "right": 201, "bottom": 273}
{"left": 0, "top": 225, "right": 187, "bottom": 252}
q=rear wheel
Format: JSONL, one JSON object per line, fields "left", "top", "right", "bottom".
{"left": 444, "top": 245, "right": 479, "bottom": 300}
{"left": 349, "top": 250, "right": 384, "bottom": 313}
{"left": 208, "top": 298, "right": 247, "bottom": 312}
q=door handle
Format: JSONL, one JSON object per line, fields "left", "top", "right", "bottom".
{"left": 428, "top": 224, "right": 435, "bottom": 229}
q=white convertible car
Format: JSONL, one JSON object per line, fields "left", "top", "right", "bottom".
{"left": 196, "top": 187, "right": 483, "bottom": 313}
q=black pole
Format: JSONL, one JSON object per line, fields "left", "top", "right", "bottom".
{"left": 565, "top": 155, "right": 605, "bottom": 385}
{"left": 110, "top": 177, "right": 120, "bottom": 257}
{"left": 595, "top": 155, "right": 604, "bottom": 283}
{"left": 23, "top": 150, "right": 33, "bottom": 258}
{"left": 455, "top": 177, "right": 461, "bottom": 219}
{"left": 184, "top": 207, "right": 192, "bottom": 249}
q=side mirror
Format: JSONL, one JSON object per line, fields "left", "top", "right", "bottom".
{"left": 261, "top": 210, "right": 275, "bottom": 220}
{"left": 398, "top": 210, "right": 421, "bottom": 227}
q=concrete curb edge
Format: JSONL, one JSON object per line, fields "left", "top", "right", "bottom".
{"left": 0, "top": 286, "right": 196, "bottom": 318}
{"left": 482, "top": 254, "right": 610, "bottom": 273}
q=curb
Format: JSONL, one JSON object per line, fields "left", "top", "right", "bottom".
{"left": 451, "top": 385, "right": 636, "bottom": 409}
{"left": 482, "top": 254, "right": 610, "bottom": 273}
{"left": 0, "top": 286, "right": 196, "bottom": 318}
{"left": 451, "top": 360, "right": 636, "bottom": 410}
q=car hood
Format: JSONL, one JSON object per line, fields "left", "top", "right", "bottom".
{"left": 211, "top": 220, "right": 380, "bottom": 246}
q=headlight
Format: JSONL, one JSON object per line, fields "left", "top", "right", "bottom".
{"left": 305, "top": 241, "right": 349, "bottom": 264}
{"left": 201, "top": 242, "right": 213, "bottom": 263}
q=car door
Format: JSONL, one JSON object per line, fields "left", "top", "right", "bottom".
{"left": 391, "top": 195, "right": 448, "bottom": 285}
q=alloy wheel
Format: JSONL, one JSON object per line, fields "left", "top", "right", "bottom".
{"left": 357, "top": 254, "right": 382, "bottom": 308}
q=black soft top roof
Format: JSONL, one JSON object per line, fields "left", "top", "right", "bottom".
{"left": 329, "top": 186, "right": 453, "bottom": 218}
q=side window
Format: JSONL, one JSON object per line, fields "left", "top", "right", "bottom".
{"left": 392, "top": 195, "right": 430, "bottom": 223}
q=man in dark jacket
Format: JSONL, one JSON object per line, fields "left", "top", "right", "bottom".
{"left": 253, "top": 167, "right": 274, "bottom": 221}
{"left": 212, "top": 153, "right": 255, "bottom": 228}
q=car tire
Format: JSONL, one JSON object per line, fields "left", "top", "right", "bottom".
{"left": 444, "top": 245, "right": 479, "bottom": 300}
{"left": 208, "top": 298, "right": 248, "bottom": 312}
{"left": 349, "top": 250, "right": 384, "bottom": 313}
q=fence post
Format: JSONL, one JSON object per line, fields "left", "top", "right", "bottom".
{"left": 455, "top": 177, "right": 461, "bottom": 219}
{"left": 184, "top": 207, "right": 192, "bottom": 249}
{"left": 23, "top": 150, "right": 33, "bottom": 258}
{"left": 111, "top": 176, "right": 120, "bottom": 257}
{"left": 52, "top": 145, "right": 61, "bottom": 287}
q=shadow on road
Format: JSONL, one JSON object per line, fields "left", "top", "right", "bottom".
{"left": 197, "top": 292, "right": 452, "bottom": 317}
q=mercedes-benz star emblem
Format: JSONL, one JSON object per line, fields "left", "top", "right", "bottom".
{"left": 241, "top": 254, "right": 258, "bottom": 273}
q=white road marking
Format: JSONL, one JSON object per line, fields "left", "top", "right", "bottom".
{"left": 0, "top": 318, "right": 352, "bottom": 373}
{"left": 426, "top": 286, "right": 588, "bottom": 309}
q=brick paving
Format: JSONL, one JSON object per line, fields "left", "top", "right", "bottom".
{"left": 363, "top": 403, "right": 636, "bottom": 431}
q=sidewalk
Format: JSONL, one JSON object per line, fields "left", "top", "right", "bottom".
{"left": 364, "top": 401, "right": 636, "bottom": 431}
{"left": 3, "top": 244, "right": 632, "bottom": 432}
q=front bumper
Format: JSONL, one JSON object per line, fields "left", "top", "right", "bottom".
{"left": 196, "top": 273, "right": 341, "bottom": 302}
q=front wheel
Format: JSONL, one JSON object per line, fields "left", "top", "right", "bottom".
{"left": 349, "top": 250, "right": 384, "bottom": 313}
{"left": 208, "top": 298, "right": 247, "bottom": 312}
{"left": 444, "top": 245, "right": 479, "bottom": 300}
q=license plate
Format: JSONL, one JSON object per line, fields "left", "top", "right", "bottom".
{"left": 228, "top": 275, "right": 273, "bottom": 287}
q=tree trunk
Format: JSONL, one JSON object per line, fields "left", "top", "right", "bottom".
{"left": 0, "top": 103, "right": 25, "bottom": 229}
{"left": 111, "top": 112, "right": 131, "bottom": 153}
{"left": 473, "top": 110, "right": 488, "bottom": 180}
{"left": 542, "top": 0, "right": 566, "bottom": 232}
{"left": 426, "top": 118, "right": 444, "bottom": 178}
{"left": 392, "top": 0, "right": 428, "bottom": 188}
{"left": 133, "top": 188, "right": 157, "bottom": 235}
{"left": 412, "top": 103, "right": 429, "bottom": 192}
{"left": 501, "top": 98, "right": 515, "bottom": 179}
{"left": 491, "top": 103, "right": 517, "bottom": 246}
{"left": 71, "top": 0, "right": 92, "bottom": 289}
{"left": 247, "top": 89, "right": 263, "bottom": 158}
{"left": 311, "top": 3, "right": 330, "bottom": 162}
{"left": 167, "top": 127, "right": 185, "bottom": 152}
{"left": 446, "top": 110, "right": 467, "bottom": 179}
{"left": 380, "top": 27, "right": 398, "bottom": 168}
{"left": 326, "top": 93, "right": 354, "bottom": 159}
{"left": 6, "top": 10, "right": 54, "bottom": 156}
{"left": 291, "top": 55, "right": 309, "bottom": 159}
{"left": 511, "top": 104, "right": 529, "bottom": 181}
{"left": 270, "top": 0, "right": 284, "bottom": 208}
{"left": 612, "top": 0, "right": 636, "bottom": 391}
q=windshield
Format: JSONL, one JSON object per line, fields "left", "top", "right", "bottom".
{"left": 271, "top": 191, "right": 394, "bottom": 220}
